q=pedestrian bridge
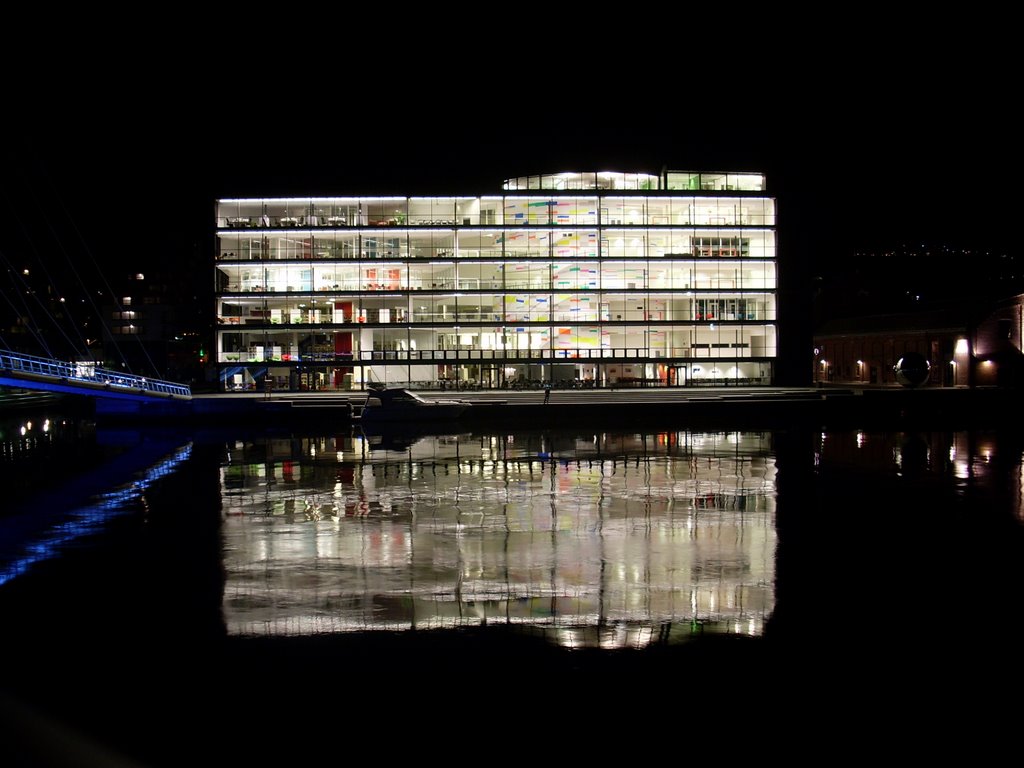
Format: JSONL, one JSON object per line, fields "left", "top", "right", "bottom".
{"left": 0, "top": 350, "right": 191, "bottom": 401}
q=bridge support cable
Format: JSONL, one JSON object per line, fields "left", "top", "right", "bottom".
{"left": 0, "top": 260, "right": 57, "bottom": 359}
{"left": 2, "top": 185, "right": 93, "bottom": 360}
{"left": 0, "top": 250, "right": 92, "bottom": 361}
{"left": 42, "top": 171, "right": 164, "bottom": 380}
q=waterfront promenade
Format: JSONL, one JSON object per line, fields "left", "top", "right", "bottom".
{"left": 90, "top": 384, "right": 1024, "bottom": 430}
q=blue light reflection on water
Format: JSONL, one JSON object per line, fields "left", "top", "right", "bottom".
{"left": 0, "top": 444, "right": 193, "bottom": 586}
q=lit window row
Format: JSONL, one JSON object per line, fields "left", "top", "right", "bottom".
{"left": 216, "top": 325, "right": 777, "bottom": 362}
{"left": 217, "top": 295, "right": 777, "bottom": 325}
{"left": 216, "top": 261, "right": 777, "bottom": 293}
{"left": 500, "top": 171, "right": 766, "bottom": 191}
{"left": 216, "top": 231, "right": 776, "bottom": 261}
{"left": 216, "top": 197, "right": 775, "bottom": 229}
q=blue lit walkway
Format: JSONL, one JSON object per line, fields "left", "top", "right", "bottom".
{"left": 0, "top": 350, "right": 191, "bottom": 401}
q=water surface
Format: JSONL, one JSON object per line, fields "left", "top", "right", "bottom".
{"left": 2, "top": 420, "right": 1023, "bottom": 764}
{"left": 220, "top": 430, "right": 777, "bottom": 646}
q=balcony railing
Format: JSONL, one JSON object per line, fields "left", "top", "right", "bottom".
{"left": 218, "top": 346, "right": 774, "bottom": 364}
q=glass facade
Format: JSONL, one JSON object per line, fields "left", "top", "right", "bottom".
{"left": 215, "top": 171, "right": 776, "bottom": 391}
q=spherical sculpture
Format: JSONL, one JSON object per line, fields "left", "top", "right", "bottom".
{"left": 893, "top": 353, "right": 931, "bottom": 387}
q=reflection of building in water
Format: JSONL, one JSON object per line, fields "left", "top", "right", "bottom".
{"left": 816, "top": 429, "right": 1024, "bottom": 523}
{"left": 0, "top": 415, "right": 90, "bottom": 462}
{"left": 817, "top": 429, "right": 1006, "bottom": 484}
{"left": 221, "top": 430, "right": 776, "bottom": 647}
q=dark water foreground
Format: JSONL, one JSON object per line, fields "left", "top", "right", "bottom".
{"left": 2, "top": 417, "right": 1024, "bottom": 764}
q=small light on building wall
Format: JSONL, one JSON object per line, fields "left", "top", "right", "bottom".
{"left": 820, "top": 359, "right": 827, "bottom": 366}
{"left": 955, "top": 338, "right": 969, "bottom": 355}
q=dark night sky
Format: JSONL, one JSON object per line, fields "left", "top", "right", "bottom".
{"left": 1, "top": 35, "right": 1017, "bottom": 381}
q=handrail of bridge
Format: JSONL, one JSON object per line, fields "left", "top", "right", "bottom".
{"left": 0, "top": 350, "right": 192, "bottom": 398}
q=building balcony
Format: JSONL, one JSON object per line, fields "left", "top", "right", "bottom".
{"left": 218, "top": 346, "right": 775, "bottom": 364}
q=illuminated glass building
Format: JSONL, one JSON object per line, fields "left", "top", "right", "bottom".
{"left": 214, "top": 171, "right": 776, "bottom": 391}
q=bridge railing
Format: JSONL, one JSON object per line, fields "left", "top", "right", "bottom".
{"left": 0, "top": 350, "right": 192, "bottom": 398}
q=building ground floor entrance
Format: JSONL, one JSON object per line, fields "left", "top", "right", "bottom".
{"left": 218, "top": 360, "right": 773, "bottom": 392}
